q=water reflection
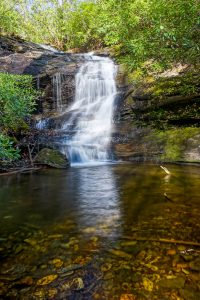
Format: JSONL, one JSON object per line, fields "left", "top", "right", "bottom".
{"left": 0, "top": 165, "right": 121, "bottom": 237}
{"left": 73, "top": 165, "right": 121, "bottom": 236}
{"left": 0, "top": 163, "right": 200, "bottom": 236}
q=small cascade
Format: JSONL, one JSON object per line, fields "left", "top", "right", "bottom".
{"left": 35, "top": 119, "right": 49, "bottom": 130}
{"left": 60, "top": 55, "right": 117, "bottom": 165}
{"left": 52, "top": 73, "right": 63, "bottom": 112}
{"left": 37, "top": 75, "right": 40, "bottom": 90}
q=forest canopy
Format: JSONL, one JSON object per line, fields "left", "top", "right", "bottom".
{"left": 0, "top": 0, "right": 199, "bottom": 70}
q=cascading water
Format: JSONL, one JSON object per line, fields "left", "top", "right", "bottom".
{"left": 53, "top": 73, "right": 63, "bottom": 112}
{"left": 60, "top": 55, "right": 117, "bottom": 165}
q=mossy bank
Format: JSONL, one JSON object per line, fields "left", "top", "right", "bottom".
{"left": 115, "top": 64, "right": 200, "bottom": 163}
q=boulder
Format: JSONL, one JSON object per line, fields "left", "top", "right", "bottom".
{"left": 34, "top": 148, "right": 69, "bottom": 168}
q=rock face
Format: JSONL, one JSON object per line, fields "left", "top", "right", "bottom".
{"left": 114, "top": 64, "right": 200, "bottom": 163}
{"left": 0, "top": 35, "right": 85, "bottom": 113}
{"left": 34, "top": 148, "right": 69, "bottom": 168}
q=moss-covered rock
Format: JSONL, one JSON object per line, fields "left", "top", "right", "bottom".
{"left": 35, "top": 148, "right": 69, "bottom": 168}
{"left": 114, "top": 64, "right": 200, "bottom": 163}
{"left": 120, "top": 65, "right": 200, "bottom": 128}
{"left": 147, "top": 128, "right": 200, "bottom": 162}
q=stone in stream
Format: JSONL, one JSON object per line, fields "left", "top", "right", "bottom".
{"left": 24, "top": 238, "right": 37, "bottom": 246}
{"left": 60, "top": 277, "right": 84, "bottom": 291}
{"left": 189, "top": 257, "right": 200, "bottom": 272}
{"left": 180, "top": 287, "right": 200, "bottom": 300}
{"left": 158, "top": 276, "right": 185, "bottom": 289}
{"left": 142, "top": 277, "right": 154, "bottom": 292}
{"left": 120, "top": 295, "right": 136, "bottom": 300}
{"left": 47, "top": 288, "right": 58, "bottom": 298}
{"left": 101, "top": 263, "right": 112, "bottom": 272}
{"left": 20, "top": 276, "right": 34, "bottom": 286}
{"left": 50, "top": 258, "right": 63, "bottom": 268}
{"left": 58, "top": 264, "right": 83, "bottom": 274}
{"left": 108, "top": 249, "right": 132, "bottom": 260}
{"left": 34, "top": 148, "right": 69, "bottom": 168}
{"left": 36, "top": 274, "right": 58, "bottom": 286}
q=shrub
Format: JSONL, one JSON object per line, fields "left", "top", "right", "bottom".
{"left": 0, "top": 73, "right": 38, "bottom": 162}
{"left": 0, "top": 134, "right": 20, "bottom": 162}
{"left": 0, "top": 73, "right": 37, "bottom": 132}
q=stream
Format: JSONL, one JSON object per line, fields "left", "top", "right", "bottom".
{"left": 0, "top": 163, "right": 200, "bottom": 299}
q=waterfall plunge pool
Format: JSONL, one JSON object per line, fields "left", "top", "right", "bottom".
{"left": 0, "top": 163, "right": 199, "bottom": 299}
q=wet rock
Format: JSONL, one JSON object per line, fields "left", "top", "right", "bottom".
{"left": 131, "top": 273, "right": 141, "bottom": 283}
{"left": 180, "top": 288, "right": 200, "bottom": 300}
{"left": 14, "top": 244, "right": 24, "bottom": 254}
{"left": 82, "top": 227, "right": 97, "bottom": 233}
{"left": 120, "top": 241, "right": 137, "bottom": 247}
{"left": 158, "top": 276, "right": 185, "bottom": 289}
{"left": 36, "top": 274, "right": 58, "bottom": 286}
{"left": 70, "top": 278, "right": 84, "bottom": 290}
{"left": 34, "top": 148, "right": 69, "bottom": 168}
{"left": 0, "top": 283, "right": 8, "bottom": 296}
{"left": 178, "top": 246, "right": 186, "bottom": 251}
{"left": 142, "top": 277, "right": 154, "bottom": 292}
{"left": 120, "top": 294, "right": 136, "bottom": 300}
{"left": 33, "top": 289, "right": 46, "bottom": 299}
{"left": 143, "top": 263, "right": 158, "bottom": 272}
{"left": 58, "top": 264, "right": 83, "bottom": 274}
{"left": 103, "top": 272, "right": 114, "bottom": 280}
{"left": 48, "top": 234, "right": 63, "bottom": 239}
{"left": 189, "top": 258, "right": 200, "bottom": 272}
{"left": 101, "top": 263, "right": 112, "bottom": 272}
{"left": 21, "top": 276, "right": 34, "bottom": 286}
{"left": 167, "top": 249, "right": 176, "bottom": 256}
{"left": 47, "top": 288, "right": 58, "bottom": 299}
{"left": 4, "top": 289, "right": 18, "bottom": 298}
{"left": 51, "top": 258, "right": 63, "bottom": 268}
{"left": 181, "top": 254, "right": 195, "bottom": 262}
{"left": 109, "top": 249, "right": 132, "bottom": 260}
{"left": 60, "top": 277, "right": 84, "bottom": 291}
{"left": 24, "top": 238, "right": 37, "bottom": 246}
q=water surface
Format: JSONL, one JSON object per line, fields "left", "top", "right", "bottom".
{"left": 0, "top": 163, "right": 199, "bottom": 299}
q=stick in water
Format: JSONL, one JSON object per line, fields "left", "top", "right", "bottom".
{"left": 160, "top": 165, "right": 171, "bottom": 175}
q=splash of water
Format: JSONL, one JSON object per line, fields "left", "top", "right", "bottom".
{"left": 61, "top": 55, "right": 117, "bottom": 165}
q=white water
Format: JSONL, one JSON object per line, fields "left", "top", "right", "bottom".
{"left": 38, "top": 43, "right": 64, "bottom": 53}
{"left": 61, "top": 55, "right": 117, "bottom": 165}
{"left": 53, "top": 73, "right": 63, "bottom": 112}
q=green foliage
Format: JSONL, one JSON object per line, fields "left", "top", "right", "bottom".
{"left": 0, "top": 73, "right": 37, "bottom": 162}
{"left": 1, "top": 0, "right": 199, "bottom": 69}
{"left": 0, "top": 134, "right": 20, "bottom": 162}
{"left": 152, "top": 127, "right": 200, "bottom": 161}
{"left": 0, "top": 73, "right": 37, "bottom": 131}
{"left": 98, "top": 0, "right": 200, "bottom": 69}
{"left": 0, "top": 1, "right": 21, "bottom": 35}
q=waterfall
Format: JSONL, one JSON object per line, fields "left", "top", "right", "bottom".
{"left": 53, "top": 73, "right": 63, "bottom": 112}
{"left": 61, "top": 55, "right": 117, "bottom": 165}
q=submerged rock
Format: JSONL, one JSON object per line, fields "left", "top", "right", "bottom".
{"left": 108, "top": 249, "right": 132, "bottom": 260}
{"left": 180, "top": 288, "right": 200, "bottom": 300}
{"left": 142, "top": 277, "right": 154, "bottom": 292}
{"left": 158, "top": 276, "right": 185, "bottom": 289}
{"left": 189, "top": 258, "right": 200, "bottom": 272}
{"left": 60, "top": 277, "right": 84, "bottom": 291}
{"left": 34, "top": 148, "right": 69, "bottom": 168}
{"left": 36, "top": 274, "right": 58, "bottom": 286}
